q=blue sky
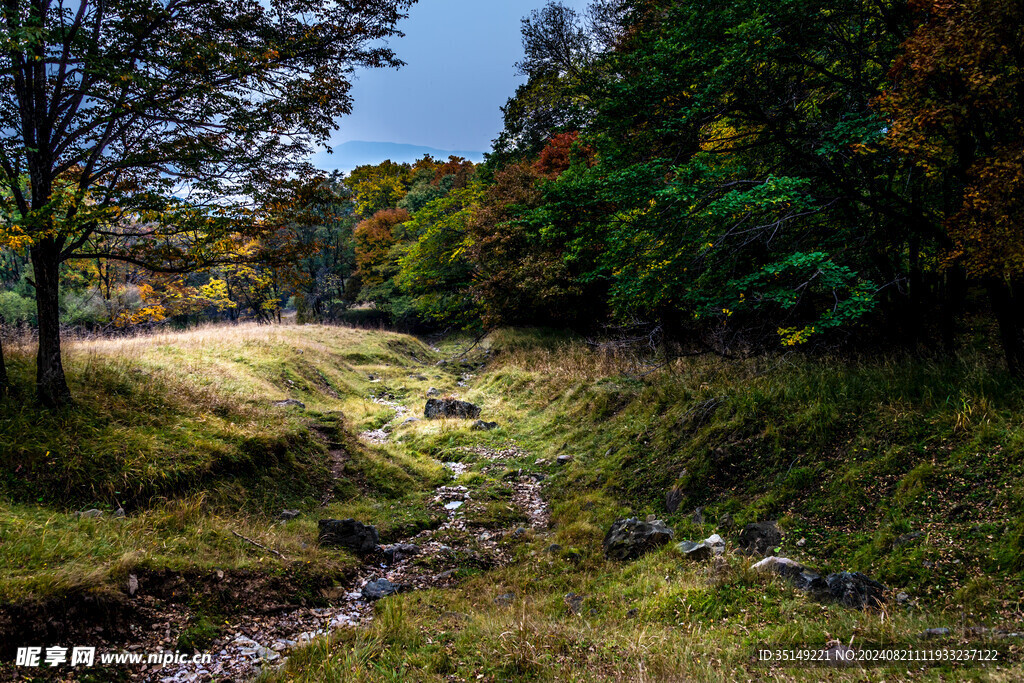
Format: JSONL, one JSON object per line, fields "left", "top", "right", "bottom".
{"left": 311, "top": 0, "right": 590, "bottom": 169}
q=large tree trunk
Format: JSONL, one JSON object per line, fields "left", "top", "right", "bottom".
{"left": 987, "top": 278, "right": 1024, "bottom": 379}
{"left": 32, "top": 240, "right": 72, "bottom": 407}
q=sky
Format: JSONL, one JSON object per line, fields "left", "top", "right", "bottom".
{"left": 311, "top": 0, "right": 591, "bottom": 169}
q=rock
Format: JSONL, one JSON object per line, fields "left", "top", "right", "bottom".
{"left": 717, "top": 513, "right": 735, "bottom": 531}
{"left": 272, "top": 399, "right": 305, "bottom": 409}
{"left": 564, "top": 592, "right": 584, "bottom": 615}
{"left": 127, "top": 574, "right": 139, "bottom": 596}
{"left": 76, "top": 509, "right": 103, "bottom": 519}
{"left": 495, "top": 592, "right": 515, "bottom": 605}
{"left": 383, "top": 543, "right": 421, "bottom": 563}
{"left": 471, "top": 420, "right": 499, "bottom": 431}
{"left": 317, "top": 519, "right": 379, "bottom": 553}
{"left": 113, "top": 507, "right": 126, "bottom": 518}
{"left": 279, "top": 509, "right": 301, "bottom": 521}
{"left": 920, "top": 627, "right": 951, "bottom": 638}
{"left": 893, "top": 531, "right": 924, "bottom": 548}
{"left": 825, "top": 571, "right": 887, "bottom": 609}
{"left": 424, "top": 398, "right": 481, "bottom": 419}
{"left": 665, "top": 485, "right": 685, "bottom": 513}
{"left": 751, "top": 555, "right": 804, "bottom": 574}
{"left": 426, "top": 387, "right": 440, "bottom": 397}
{"left": 362, "top": 578, "right": 402, "bottom": 601}
{"left": 897, "top": 591, "right": 911, "bottom": 605}
{"left": 603, "top": 517, "right": 675, "bottom": 561}
{"left": 691, "top": 507, "right": 705, "bottom": 524}
{"left": 402, "top": 417, "right": 420, "bottom": 425}
{"left": 547, "top": 544, "right": 563, "bottom": 554}
{"left": 556, "top": 454, "right": 574, "bottom": 465}
{"left": 738, "top": 521, "right": 781, "bottom": 556}
{"left": 796, "top": 537, "right": 807, "bottom": 547}
{"left": 565, "top": 550, "right": 582, "bottom": 563}
{"left": 677, "top": 533, "right": 725, "bottom": 560}
{"left": 626, "top": 608, "right": 639, "bottom": 619}
{"left": 751, "top": 556, "right": 828, "bottom": 595}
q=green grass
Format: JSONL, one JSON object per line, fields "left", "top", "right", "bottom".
{"left": 0, "top": 324, "right": 453, "bottom": 603}
{"left": 3, "top": 324, "right": 1024, "bottom": 681}
{"left": 261, "top": 329, "right": 1024, "bottom": 682}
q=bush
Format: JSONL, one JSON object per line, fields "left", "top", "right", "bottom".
{"left": 0, "top": 291, "right": 36, "bottom": 325}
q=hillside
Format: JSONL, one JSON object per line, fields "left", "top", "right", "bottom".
{"left": 0, "top": 325, "right": 1022, "bottom": 681}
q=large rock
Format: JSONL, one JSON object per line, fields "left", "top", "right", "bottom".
{"left": 471, "top": 420, "right": 499, "bottom": 431}
{"left": 362, "top": 578, "right": 402, "bottom": 601}
{"left": 738, "top": 520, "right": 781, "bottom": 556}
{"left": 424, "top": 398, "right": 481, "bottom": 419}
{"left": 603, "top": 517, "right": 675, "bottom": 561}
{"left": 826, "top": 571, "right": 887, "bottom": 609}
{"left": 317, "top": 519, "right": 379, "bottom": 553}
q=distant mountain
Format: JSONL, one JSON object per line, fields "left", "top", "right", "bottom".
{"left": 316, "top": 141, "right": 486, "bottom": 172}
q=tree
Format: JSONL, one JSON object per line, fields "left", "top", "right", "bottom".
{"left": 880, "top": 0, "right": 1024, "bottom": 374}
{"left": 0, "top": 0, "right": 415, "bottom": 406}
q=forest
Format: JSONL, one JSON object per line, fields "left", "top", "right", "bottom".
{"left": 5, "top": 0, "right": 1024, "bottom": 408}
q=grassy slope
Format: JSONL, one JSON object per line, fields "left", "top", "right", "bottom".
{"left": 2, "top": 324, "right": 1022, "bottom": 681}
{"left": 0, "top": 324, "right": 451, "bottom": 603}
{"left": 265, "top": 329, "right": 1024, "bottom": 682}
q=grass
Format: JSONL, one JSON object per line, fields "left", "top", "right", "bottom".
{"left": 0, "top": 324, "right": 453, "bottom": 603}
{"left": 260, "top": 328, "right": 1024, "bottom": 682}
{"left": 3, "top": 323, "right": 1024, "bottom": 681}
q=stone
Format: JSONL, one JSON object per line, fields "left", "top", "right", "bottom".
{"left": 279, "top": 509, "right": 301, "bottom": 521}
{"left": 272, "top": 399, "right": 305, "bottom": 409}
{"left": 564, "top": 592, "right": 584, "bottom": 615}
{"left": 547, "top": 544, "right": 563, "bottom": 554}
{"left": 76, "top": 509, "right": 103, "bottom": 519}
{"left": 424, "top": 398, "right": 481, "bottom": 419}
{"left": 751, "top": 556, "right": 827, "bottom": 595}
{"left": 603, "top": 517, "right": 675, "bottom": 561}
{"left": 893, "top": 531, "right": 924, "bottom": 548}
{"left": 495, "top": 592, "right": 516, "bottom": 605}
{"left": 796, "top": 537, "right": 807, "bottom": 547}
{"left": 383, "top": 543, "right": 421, "bottom": 563}
{"left": 127, "top": 574, "right": 139, "bottom": 596}
{"left": 426, "top": 387, "right": 440, "bottom": 397}
{"left": 362, "top": 578, "right": 402, "bottom": 601}
{"left": 113, "top": 507, "right": 126, "bottom": 518}
{"left": 317, "top": 519, "right": 379, "bottom": 553}
{"left": 556, "top": 454, "right": 574, "bottom": 465}
{"left": 471, "top": 420, "right": 499, "bottom": 431}
{"left": 677, "top": 533, "right": 725, "bottom": 561}
{"left": 665, "top": 485, "right": 685, "bottom": 513}
{"left": 919, "top": 627, "right": 951, "bottom": 638}
{"left": 717, "top": 513, "right": 735, "bottom": 531}
{"left": 825, "top": 571, "right": 887, "bottom": 609}
{"left": 691, "top": 507, "right": 705, "bottom": 524}
{"left": 897, "top": 591, "right": 911, "bottom": 605}
{"left": 738, "top": 521, "right": 781, "bottom": 556}
{"left": 626, "top": 608, "right": 639, "bottom": 619}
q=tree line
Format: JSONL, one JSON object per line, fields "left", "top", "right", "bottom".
{"left": 3, "top": 0, "right": 1024, "bottom": 408}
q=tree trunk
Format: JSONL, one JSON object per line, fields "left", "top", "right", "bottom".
{"left": 32, "top": 240, "right": 72, "bottom": 407}
{"left": 987, "top": 278, "right": 1024, "bottom": 378}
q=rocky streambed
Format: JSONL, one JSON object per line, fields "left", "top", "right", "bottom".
{"left": 143, "top": 397, "right": 547, "bottom": 682}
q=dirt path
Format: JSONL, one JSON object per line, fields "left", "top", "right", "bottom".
{"left": 143, "top": 398, "right": 547, "bottom": 683}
